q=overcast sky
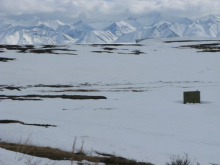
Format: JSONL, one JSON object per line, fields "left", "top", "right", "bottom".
{"left": 1, "top": 0, "right": 220, "bottom": 23}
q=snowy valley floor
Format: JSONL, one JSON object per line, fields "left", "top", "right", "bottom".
{"left": 0, "top": 38, "right": 220, "bottom": 165}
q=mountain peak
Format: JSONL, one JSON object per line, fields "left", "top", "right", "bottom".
{"left": 1, "top": 14, "right": 220, "bottom": 44}
{"left": 126, "top": 17, "right": 137, "bottom": 21}
{"left": 196, "top": 14, "right": 220, "bottom": 23}
{"left": 104, "top": 20, "right": 136, "bottom": 36}
{"left": 73, "top": 20, "right": 84, "bottom": 25}
{"left": 73, "top": 21, "right": 95, "bottom": 31}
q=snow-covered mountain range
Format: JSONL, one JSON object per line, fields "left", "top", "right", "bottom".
{"left": 1, "top": 13, "right": 220, "bottom": 44}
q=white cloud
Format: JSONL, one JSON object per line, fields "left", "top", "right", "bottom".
{"left": 0, "top": 0, "right": 220, "bottom": 20}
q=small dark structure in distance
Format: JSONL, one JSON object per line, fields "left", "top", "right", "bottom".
{"left": 183, "top": 91, "right": 200, "bottom": 104}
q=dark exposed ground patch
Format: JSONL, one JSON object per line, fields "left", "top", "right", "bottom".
{"left": 164, "top": 40, "right": 220, "bottom": 43}
{"left": 42, "top": 89, "right": 101, "bottom": 93}
{"left": 0, "top": 57, "right": 16, "bottom": 62}
{"left": 118, "top": 50, "right": 144, "bottom": 55}
{"left": 132, "top": 90, "right": 146, "bottom": 92}
{"left": 47, "top": 48, "right": 76, "bottom": 52}
{"left": 0, "top": 45, "right": 77, "bottom": 55}
{"left": 0, "top": 50, "right": 5, "bottom": 53}
{"left": 0, "top": 94, "right": 107, "bottom": 101}
{"left": 0, "top": 45, "right": 23, "bottom": 49}
{"left": 89, "top": 44, "right": 142, "bottom": 47}
{"left": 31, "top": 84, "right": 74, "bottom": 88}
{"left": 42, "top": 45, "right": 66, "bottom": 48}
{"left": 0, "top": 120, "right": 56, "bottom": 128}
{"left": 29, "top": 49, "right": 77, "bottom": 55}
{"left": 0, "top": 98, "right": 42, "bottom": 101}
{"left": 0, "top": 45, "right": 33, "bottom": 53}
{"left": 179, "top": 43, "right": 220, "bottom": 52}
{"left": 103, "top": 47, "right": 118, "bottom": 51}
{"left": 199, "top": 49, "right": 220, "bottom": 53}
{"left": 29, "top": 49, "right": 57, "bottom": 54}
{"left": 3, "top": 86, "right": 21, "bottom": 91}
{"left": 91, "top": 51, "right": 113, "bottom": 53}
{"left": 0, "top": 142, "right": 153, "bottom": 165}
{"left": 132, "top": 50, "right": 145, "bottom": 55}
{"left": 39, "top": 88, "right": 148, "bottom": 93}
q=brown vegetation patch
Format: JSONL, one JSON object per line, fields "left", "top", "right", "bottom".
{"left": 0, "top": 45, "right": 77, "bottom": 55}
{"left": 103, "top": 47, "right": 118, "bottom": 51}
{"left": 2, "top": 86, "right": 21, "bottom": 91}
{"left": 0, "top": 94, "right": 107, "bottom": 101}
{"left": 179, "top": 43, "right": 220, "bottom": 53}
{"left": 164, "top": 40, "right": 220, "bottom": 43}
{"left": 0, "top": 57, "right": 16, "bottom": 62}
{"left": 32, "top": 84, "right": 74, "bottom": 88}
{"left": 0, "top": 142, "right": 153, "bottom": 165}
{"left": 118, "top": 50, "right": 144, "bottom": 55}
{"left": 90, "top": 44, "right": 142, "bottom": 47}
{"left": 0, "top": 120, "right": 56, "bottom": 128}
{"left": 42, "top": 45, "right": 66, "bottom": 48}
{"left": 44, "top": 89, "right": 100, "bottom": 93}
{"left": 91, "top": 51, "right": 113, "bottom": 53}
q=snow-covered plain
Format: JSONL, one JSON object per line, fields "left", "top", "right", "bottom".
{"left": 0, "top": 38, "right": 220, "bottom": 165}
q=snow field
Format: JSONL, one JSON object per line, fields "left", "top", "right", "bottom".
{"left": 0, "top": 38, "right": 220, "bottom": 165}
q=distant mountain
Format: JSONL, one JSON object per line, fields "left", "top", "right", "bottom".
{"left": 104, "top": 20, "right": 136, "bottom": 37}
{"left": 196, "top": 14, "right": 220, "bottom": 23}
{"left": 72, "top": 21, "right": 95, "bottom": 32}
{"left": 11, "top": 16, "right": 43, "bottom": 27}
{"left": 124, "top": 17, "right": 144, "bottom": 29}
{"left": 76, "top": 30, "right": 117, "bottom": 44}
{"left": 0, "top": 13, "right": 220, "bottom": 44}
{"left": 0, "top": 24, "right": 76, "bottom": 45}
{"left": 115, "top": 22, "right": 180, "bottom": 43}
{"left": 136, "top": 12, "right": 193, "bottom": 26}
{"left": 88, "top": 21, "right": 114, "bottom": 30}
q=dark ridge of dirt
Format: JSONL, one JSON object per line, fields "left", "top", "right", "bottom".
{"left": 3, "top": 86, "right": 21, "bottom": 91}
{"left": 24, "top": 45, "right": 35, "bottom": 48}
{"left": 29, "top": 49, "right": 57, "bottom": 54}
{"left": 164, "top": 40, "right": 220, "bottom": 43}
{"left": 45, "top": 89, "right": 100, "bottom": 93}
{"left": 95, "top": 152, "right": 114, "bottom": 157}
{"left": 0, "top": 120, "right": 56, "bottom": 128}
{"left": 0, "top": 57, "right": 16, "bottom": 62}
{"left": 118, "top": 50, "right": 144, "bottom": 55}
{"left": 89, "top": 44, "right": 142, "bottom": 47}
{"left": 0, "top": 142, "right": 153, "bottom": 165}
{"left": 29, "top": 49, "right": 77, "bottom": 55}
{"left": 42, "top": 45, "right": 65, "bottom": 48}
{"left": 32, "top": 84, "right": 74, "bottom": 88}
{"left": 44, "top": 48, "right": 76, "bottom": 52}
{"left": 179, "top": 43, "right": 220, "bottom": 53}
{"left": 0, "top": 98, "right": 42, "bottom": 101}
{"left": 0, "top": 94, "right": 107, "bottom": 101}
{"left": 132, "top": 90, "right": 146, "bottom": 92}
{"left": 59, "top": 53, "right": 77, "bottom": 55}
{"left": 132, "top": 50, "right": 145, "bottom": 55}
{"left": 0, "top": 45, "right": 34, "bottom": 53}
{"left": 0, "top": 45, "right": 23, "bottom": 49}
{"left": 199, "top": 49, "right": 220, "bottom": 53}
{"left": 0, "top": 45, "right": 77, "bottom": 55}
{"left": 91, "top": 51, "right": 113, "bottom": 53}
{"left": 103, "top": 47, "right": 118, "bottom": 51}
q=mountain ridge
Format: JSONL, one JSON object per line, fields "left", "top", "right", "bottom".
{"left": 1, "top": 13, "right": 220, "bottom": 44}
